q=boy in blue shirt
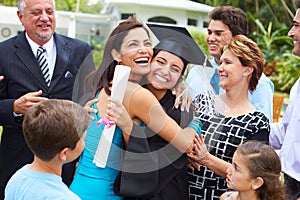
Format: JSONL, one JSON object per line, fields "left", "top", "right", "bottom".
{"left": 5, "top": 99, "right": 90, "bottom": 200}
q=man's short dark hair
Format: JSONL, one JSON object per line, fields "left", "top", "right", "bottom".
{"left": 209, "top": 6, "right": 248, "bottom": 36}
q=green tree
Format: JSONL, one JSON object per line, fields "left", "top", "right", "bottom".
{"left": 56, "top": 0, "right": 103, "bottom": 13}
{"left": 269, "top": 52, "right": 300, "bottom": 93}
{"left": 0, "top": 0, "right": 103, "bottom": 14}
{"left": 192, "top": 0, "right": 295, "bottom": 31}
{"left": 189, "top": 29, "right": 210, "bottom": 58}
{"left": 249, "top": 17, "right": 292, "bottom": 63}
{"left": 0, "top": 0, "right": 17, "bottom": 6}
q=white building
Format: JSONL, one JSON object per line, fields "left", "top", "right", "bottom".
{"left": 102, "top": 0, "right": 213, "bottom": 31}
{"left": 0, "top": 5, "right": 113, "bottom": 43}
{"left": 0, "top": 0, "right": 213, "bottom": 43}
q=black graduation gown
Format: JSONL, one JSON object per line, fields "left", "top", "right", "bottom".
{"left": 114, "top": 90, "right": 193, "bottom": 200}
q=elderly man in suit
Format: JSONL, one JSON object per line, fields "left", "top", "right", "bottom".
{"left": 0, "top": 0, "right": 95, "bottom": 198}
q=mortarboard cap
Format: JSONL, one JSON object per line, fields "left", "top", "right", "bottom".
{"left": 146, "top": 23, "right": 212, "bottom": 67}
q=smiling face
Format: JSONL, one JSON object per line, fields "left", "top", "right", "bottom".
{"left": 218, "top": 49, "right": 249, "bottom": 91}
{"left": 18, "top": 0, "right": 56, "bottom": 46}
{"left": 288, "top": 9, "right": 300, "bottom": 57}
{"left": 206, "top": 20, "right": 233, "bottom": 60}
{"left": 147, "top": 50, "right": 184, "bottom": 90}
{"left": 113, "top": 27, "right": 153, "bottom": 80}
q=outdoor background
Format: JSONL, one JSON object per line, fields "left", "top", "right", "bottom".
{"left": 0, "top": 0, "right": 299, "bottom": 138}
{"left": 1, "top": 0, "right": 299, "bottom": 94}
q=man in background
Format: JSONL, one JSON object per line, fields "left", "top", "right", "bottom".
{"left": 186, "top": 6, "right": 274, "bottom": 122}
{"left": 270, "top": 0, "right": 300, "bottom": 198}
{"left": 0, "top": 0, "right": 94, "bottom": 198}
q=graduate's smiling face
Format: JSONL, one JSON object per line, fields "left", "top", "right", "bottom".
{"left": 147, "top": 50, "right": 184, "bottom": 90}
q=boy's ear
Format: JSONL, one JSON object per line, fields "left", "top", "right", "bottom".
{"left": 251, "top": 177, "right": 264, "bottom": 190}
{"left": 111, "top": 49, "right": 121, "bottom": 63}
{"left": 58, "top": 148, "right": 69, "bottom": 162}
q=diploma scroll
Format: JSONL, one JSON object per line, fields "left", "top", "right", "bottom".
{"left": 93, "top": 65, "right": 131, "bottom": 168}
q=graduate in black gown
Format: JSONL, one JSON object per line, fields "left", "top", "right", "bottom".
{"left": 113, "top": 24, "right": 211, "bottom": 200}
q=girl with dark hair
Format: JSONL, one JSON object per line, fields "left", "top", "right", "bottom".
{"left": 220, "top": 140, "right": 285, "bottom": 200}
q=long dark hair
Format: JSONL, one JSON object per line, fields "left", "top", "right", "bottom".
{"left": 85, "top": 17, "right": 150, "bottom": 97}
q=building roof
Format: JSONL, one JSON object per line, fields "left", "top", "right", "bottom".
{"left": 103, "top": 0, "right": 213, "bottom": 13}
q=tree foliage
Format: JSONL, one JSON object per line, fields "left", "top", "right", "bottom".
{"left": 1, "top": 0, "right": 298, "bottom": 92}
{"left": 192, "top": 0, "right": 296, "bottom": 30}
{"left": 0, "top": 0, "right": 103, "bottom": 13}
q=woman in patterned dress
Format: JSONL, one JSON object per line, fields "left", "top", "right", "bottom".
{"left": 188, "top": 35, "right": 270, "bottom": 200}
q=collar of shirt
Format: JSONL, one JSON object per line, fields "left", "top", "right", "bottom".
{"left": 210, "top": 58, "right": 219, "bottom": 69}
{"left": 25, "top": 32, "right": 54, "bottom": 57}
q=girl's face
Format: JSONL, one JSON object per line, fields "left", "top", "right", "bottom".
{"left": 218, "top": 49, "right": 250, "bottom": 91}
{"left": 226, "top": 151, "right": 256, "bottom": 192}
{"left": 147, "top": 50, "right": 184, "bottom": 90}
{"left": 115, "top": 27, "right": 153, "bottom": 77}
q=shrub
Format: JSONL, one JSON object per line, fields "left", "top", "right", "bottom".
{"left": 268, "top": 52, "right": 300, "bottom": 93}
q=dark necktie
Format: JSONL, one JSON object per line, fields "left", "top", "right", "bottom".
{"left": 36, "top": 46, "right": 50, "bottom": 87}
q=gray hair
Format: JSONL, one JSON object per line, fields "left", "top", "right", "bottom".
{"left": 18, "top": 0, "right": 26, "bottom": 15}
{"left": 18, "top": 0, "right": 56, "bottom": 15}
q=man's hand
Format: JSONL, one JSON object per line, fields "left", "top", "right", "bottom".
{"left": 13, "top": 90, "right": 48, "bottom": 115}
{"left": 0, "top": 76, "right": 4, "bottom": 81}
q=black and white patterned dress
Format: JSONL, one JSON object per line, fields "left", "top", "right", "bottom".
{"left": 188, "top": 94, "right": 270, "bottom": 200}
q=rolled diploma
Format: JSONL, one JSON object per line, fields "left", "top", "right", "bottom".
{"left": 93, "top": 65, "right": 131, "bottom": 168}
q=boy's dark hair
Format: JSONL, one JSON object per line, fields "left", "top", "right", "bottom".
{"left": 209, "top": 6, "right": 248, "bottom": 36}
{"left": 23, "top": 99, "right": 90, "bottom": 161}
